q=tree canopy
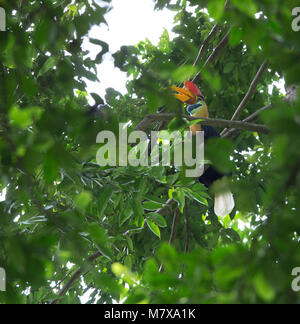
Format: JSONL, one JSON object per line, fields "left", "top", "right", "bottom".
{"left": 0, "top": 0, "right": 299, "bottom": 304}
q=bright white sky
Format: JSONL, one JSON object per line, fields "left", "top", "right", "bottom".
{"left": 83, "top": 0, "right": 176, "bottom": 101}
{"left": 0, "top": 187, "right": 5, "bottom": 202}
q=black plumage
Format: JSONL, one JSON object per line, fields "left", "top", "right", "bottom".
{"left": 199, "top": 125, "right": 224, "bottom": 188}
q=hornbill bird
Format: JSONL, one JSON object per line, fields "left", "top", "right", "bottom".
{"left": 172, "top": 81, "right": 235, "bottom": 217}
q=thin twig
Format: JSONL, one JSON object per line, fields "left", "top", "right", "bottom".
{"left": 192, "top": 0, "right": 230, "bottom": 72}
{"left": 225, "top": 0, "right": 230, "bottom": 10}
{"left": 192, "top": 24, "right": 219, "bottom": 68}
{"left": 242, "top": 103, "right": 272, "bottom": 123}
{"left": 169, "top": 207, "right": 180, "bottom": 245}
{"left": 184, "top": 203, "right": 190, "bottom": 253}
{"left": 193, "top": 29, "right": 231, "bottom": 83}
{"left": 156, "top": 198, "right": 176, "bottom": 216}
{"left": 159, "top": 207, "right": 180, "bottom": 273}
{"left": 220, "top": 60, "right": 268, "bottom": 136}
{"left": 203, "top": 29, "right": 231, "bottom": 68}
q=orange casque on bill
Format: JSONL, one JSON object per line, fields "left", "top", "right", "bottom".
{"left": 171, "top": 81, "right": 203, "bottom": 105}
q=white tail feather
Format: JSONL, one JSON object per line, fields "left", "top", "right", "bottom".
{"left": 214, "top": 191, "right": 235, "bottom": 217}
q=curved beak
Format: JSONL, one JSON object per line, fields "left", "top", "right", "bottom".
{"left": 171, "top": 86, "right": 198, "bottom": 104}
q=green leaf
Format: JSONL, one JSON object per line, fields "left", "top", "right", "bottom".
{"left": 88, "top": 223, "right": 108, "bottom": 245}
{"left": 38, "top": 57, "right": 57, "bottom": 77}
{"left": 158, "top": 28, "right": 171, "bottom": 53}
{"left": 231, "top": 0, "right": 258, "bottom": 17}
{"left": 207, "top": 0, "right": 226, "bottom": 20}
{"left": 148, "top": 213, "right": 167, "bottom": 228}
{"left": 168, "top": 116, "right": 187, "bottom": 132}
{"left": 119, "top": 204, "right": 133, "bottom": 226}
{"left": 124, "top": 255, "right": 134, "bottom": 270}
{"left": 133, "top": 200, "right": 145, "bottom": 227}
{"left": 94, "top": 273, "right": 122, "bottom": 298}
{"left": 111, "top": 263, "right": 138, "bottom": 286}
{"left": 90, "top": 93, "right": 104, "bottom": 105}
{"left": 201, "top": 69, "right": 221, "bottom": 91}
{"left": 19, "top": 216, "right": 47, "bottom": 226}
{"left": 173, "top": 188, "right": 186, "bottom": 213}
{"left": 75, "top": 191, "right": 93, "bottom": 211}
{"left": 143, "top": 201, "right": 163, "bottom": 211}
{"left": 9, "top": 106, "right": 43, "bottom": 129}
{"left": 126, "top": 237, "right": 134, "bottom": 251}
{"left": 89, "top": 39, "right": 109, "bottom": 61}
{"left": 253, "top": 273, "right": 275, "bottom": 303}
{"left": 156, "top": 243, "right": 179, "bottom": 272}
{"left": 98, "top": 186, "right": 114, "bottom": 218}
{"left": 229, "top": 26, "right": 243, "bottom": 46}
{"left": 224, "top": 62, "right": 235, "bottom": 74}
{"left": 21, "top": 75, "right": 38, "bottom": 97}
{"left": 205, "top": 138, "right": 235, "bottom": 173}
{"left": 88, "top": 223, "right": 113, "bottom": 260}
{"left": 149, "top": 166, "right": 165, "bottom": 180}
{"left": 172, "top": 65, "right": 198, "bottom": 82}
{"left": 183, "top": 188, "right": 208, "bottom": 206}
{"left": 146, "top": 219, "right": 161, "bottom": 238}
{"left": 188, "top": 118, "right": 204, "bottom": 126}
{"left": 166, "top": 173, "right": 179, "bottom": 186}
{"left": 224, "top": 228, "right": 241, "bottom": 242}
{"left": 208, "top": 234, "right": 220, "bottom": 249}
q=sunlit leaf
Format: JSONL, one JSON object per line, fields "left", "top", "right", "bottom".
{"left": 146, "top": 219, "right": 161, "bottom": 238}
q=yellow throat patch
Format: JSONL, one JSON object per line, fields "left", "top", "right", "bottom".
{"left": 190, "top": 101, "right": 209, "bottom": 135}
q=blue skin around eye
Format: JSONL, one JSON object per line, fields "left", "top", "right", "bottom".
{"left": 186, "top": 102, "right": 202, "bottom": 115}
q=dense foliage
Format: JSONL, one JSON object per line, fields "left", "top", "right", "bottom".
{"left": 0, "top": 0, "right": 299, "bottom": 304}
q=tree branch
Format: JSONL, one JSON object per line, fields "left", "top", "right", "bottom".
{"left": 137, "top": 113, "right": 270, "bottom": 134}
{"left": 222, "top": 103, "right": 272, "bottom": 138}
{"left": 222, "top": 84, "right": 299, "bottom": 139}
{"left": 156, "top": 198, "right": 176, "bottom": 216}
{"left": 135, "top": 114, "right": 156, "bottom": 132}
{"left": 242, "top": 103, "right": 272, "bottom": 123}
{"left": 51, "top": 251, "right": 102, "bottom": 304}
{"left": 231, "top": 60, "right": 268, "bottom": 121}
